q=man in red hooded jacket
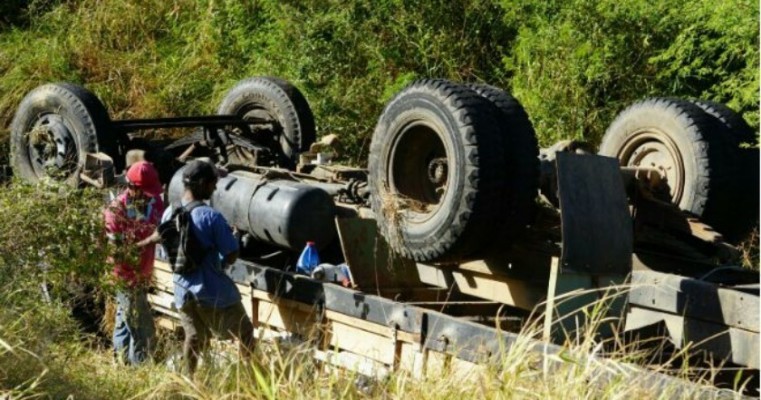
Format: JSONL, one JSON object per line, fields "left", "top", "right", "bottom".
{"left": 104, "top": 161, "right": 164, "bottom": 364}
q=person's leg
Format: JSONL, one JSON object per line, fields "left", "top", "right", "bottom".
{"left": 232, "top": 303, "right": 256, "bottom": 359}
{"left": 113, "top": 291, "right": 132, "bottom": 364}
{"left": 208, "top": 302, "right": 256, "bottom": 359}
{"left": 179, "top": 299, "right": 210, "bottom": 376}
{"left": 128, "top": 289, "right": 155, "bottom": 364}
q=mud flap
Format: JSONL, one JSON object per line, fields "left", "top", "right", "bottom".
{"left": 335, "top": 216, "right": 420, "bottom": 292}
{"left": 556, "top": 152, "right": 632, "bottom": 274}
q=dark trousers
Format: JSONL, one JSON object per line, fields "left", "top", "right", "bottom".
{"left": 179, "top": 299, "right": 255, "bottom": 375}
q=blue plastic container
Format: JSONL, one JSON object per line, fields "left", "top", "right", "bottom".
{"left": 296, "top": 241, "right": 320, "bottom": 274}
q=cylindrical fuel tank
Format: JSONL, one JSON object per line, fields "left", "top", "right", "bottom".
{"left": 167, "top": 167, "right": 336, "bottom": 250}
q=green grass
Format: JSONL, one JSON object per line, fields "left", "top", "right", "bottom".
{"left": 0, "top": 0, "right": 757, "bottom": 161}
{"left": 0, "top": 2, "right": 757, "bottom": 397}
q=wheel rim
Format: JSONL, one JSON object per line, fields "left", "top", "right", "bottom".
{"left": 26, "top": 114, "right": 78, "bottom": 180}
{"left": 241, "top": 107, "right": 280, "bottom": 135}
{"left": 240, "top": 106, "right": 290, "bottom": 160}
{"left": 388, "top": 120, "right": 448, "bottom": 224}
{"left": 618, "top": 130, "right": 684, "bottom": 203}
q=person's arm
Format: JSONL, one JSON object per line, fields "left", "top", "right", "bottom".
{"left": 133, "top": 198, "right": 165, "bottom": 248}
{"left": 222, "top": 250, "right": 239, "bottom": 267}
{"left": 135, "top": 230, "right": 160, "bottom": 248}
{"left": 212, "top": 212, "right": 240, "bottom": 269}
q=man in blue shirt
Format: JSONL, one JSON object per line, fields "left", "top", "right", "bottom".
{"left": 169, "top": 160, "right": 255, "bottom": 375}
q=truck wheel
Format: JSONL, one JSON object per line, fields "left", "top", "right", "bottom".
{"left": 217, "top": 77, "right": 315, "bottom": 169}
{"left": 369, "top": 79, "right": 508, "bottom": 262}
{"left": 691, "top": 100, "right": 756, "bottom": 147}
{"left": 599, "top": 98, "right": 740, "bottom": 236}
{"left": 691, "top": 100, "right": 758, "bottom": 241}
{"left": 467, "top": 83, "right": 539, "bottom": 237}
{"left": 10, "top": 83, "right": 114, "bottom": 185}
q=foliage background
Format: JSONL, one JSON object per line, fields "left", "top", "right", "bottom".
{"left": 0, "top": 0, "right": 757, "bottom": 165}
{"left": 0, "top": 2, "right": 758, "bottom": 396}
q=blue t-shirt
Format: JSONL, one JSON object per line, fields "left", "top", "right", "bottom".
{"left": 162, "top": 203, "right": 241, "bottom": 309}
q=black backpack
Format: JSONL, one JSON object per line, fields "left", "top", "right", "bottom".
{"left": 158, "top": 201, "right": 207, "bottom": 274}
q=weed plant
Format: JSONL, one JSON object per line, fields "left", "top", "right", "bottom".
{"left": 0, "top": 180, "right": 111, "bottom": 291}
{"left": 0, "top": 0, "right": 757, "bottom": 161}
{"left": 1, "top": 259, "right": 750, "bottom": 399}
{"left": 738, "top": 227, "right": 759, "bottom": 270}
{"left": 0, "top": 2, "right": 757, "bottom": 397}
{"left": 0, "top": 183, "right": 749, "bottom": 398}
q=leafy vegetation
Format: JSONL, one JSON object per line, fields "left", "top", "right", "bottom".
{"left": 0, "top": 2, "right": 757, "bottom": 398}
{"left": 0, "top": 181, "right": 109, "bottom": 287}
{"left": 502, "top": 0, "right": 759, "bottom": 145}
{"left": 0, "top": 0, "right": 757, "bottom": 161}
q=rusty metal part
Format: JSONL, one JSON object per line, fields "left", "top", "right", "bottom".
{"left": 308, "top": 164, "right": 367, "bottom": 182}
{"left": 28, "top": 114, "right": 79, "bottom": 179}
{"left": 632, "top": 179, "right": 728, "bottom": 244}
{"left": 79, "top": 152, "right": 115, "bottom": 188}
{"left": 111, "top": 114, "right": 287, "bottom": 170}
{"left": 627, "top": 269, "right": 759, "bottom": 370}
{"left": 177, "top": 142, "right": 196, "bottom": 162}
{"left": 616, "top": 131, "right": 685, "bottom": 206}
{"left": 427, "top": 157, "right": 448, "bottom": 187}
{"left": 620, "top": 166, "right": 670, "bottom": 201}
{"left": 646, "top": 208, "right": 725, "bottom": 244}
{"left": 112, "top": 115, "right": 260, "bottom": 134}
{"left": 619, "top": 161, "right": 741, "bottom": 263}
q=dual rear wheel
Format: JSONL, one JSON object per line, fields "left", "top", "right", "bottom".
{"left": 368, "top": 79, "right": 539, "bottom": 262}
{"left": 599, "top": 98, "right": 757, "bottom": 241}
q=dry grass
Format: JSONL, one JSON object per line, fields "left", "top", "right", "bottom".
{"left": 1, "top": 263, "right": 750, "bottom": 400}
{"left": 377, "top": 186, "right": 410, "bottom": 251}
{"left": 738, "top": 226, "right": 759, "bottom": 270}
{"left": 0, "top": 182, "right": 752, "bottom": 399}
{"left": 377, "top": 185, "right": 433, "bottom": 250}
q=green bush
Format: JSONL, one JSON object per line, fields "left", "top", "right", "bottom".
{"left": 0, "top": 4, "right": 757, "bottom": 396}
{"left": 0, "top": 181, "right": 110, "bottom": 291}
{"left": 0, "top": 0, "right": 756, "bottom": 161}
{"left": 501, "top": 0, "right": 759, "bottom": 146}
{"left": 0, "top": 0, "right": 63, "bottom": 30}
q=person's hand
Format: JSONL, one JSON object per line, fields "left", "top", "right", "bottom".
{"left": 232, "top": 225, "right": 242, "bottom": 241}
{"left": 136, "top": 230, "right": 160, "bottom": 248}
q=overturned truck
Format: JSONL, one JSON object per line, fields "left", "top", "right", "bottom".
{"left": 8, "top": 77, "right": 760, "bottom": 393}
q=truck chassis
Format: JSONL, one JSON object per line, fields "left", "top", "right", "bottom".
{"left": 4, "top": 77, "right": 759, "bottom": 395}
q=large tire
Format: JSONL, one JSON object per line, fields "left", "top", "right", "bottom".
{"left": 599, "top": 98, "right": 740, "bottom": 238}
{"left": 10, "top": 83, "right": 114, "bottom": 185}
{"left": 369, "top": 79, "right": 508, "bottom": 262}
{"left": 691, "top": 100, "right": 757, "bottom": 147}
{"left": 217, "top": 77, "right": 315, "bottom": 169}
{"left": 691, "top": 100, "right": 758, "bottom": 241}
{"left": 466, "top": 83, "right": 539, "bottom": 238}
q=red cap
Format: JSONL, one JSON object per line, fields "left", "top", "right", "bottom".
{"left": 126, "top": 161, "right": 163, "bottom": 197}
